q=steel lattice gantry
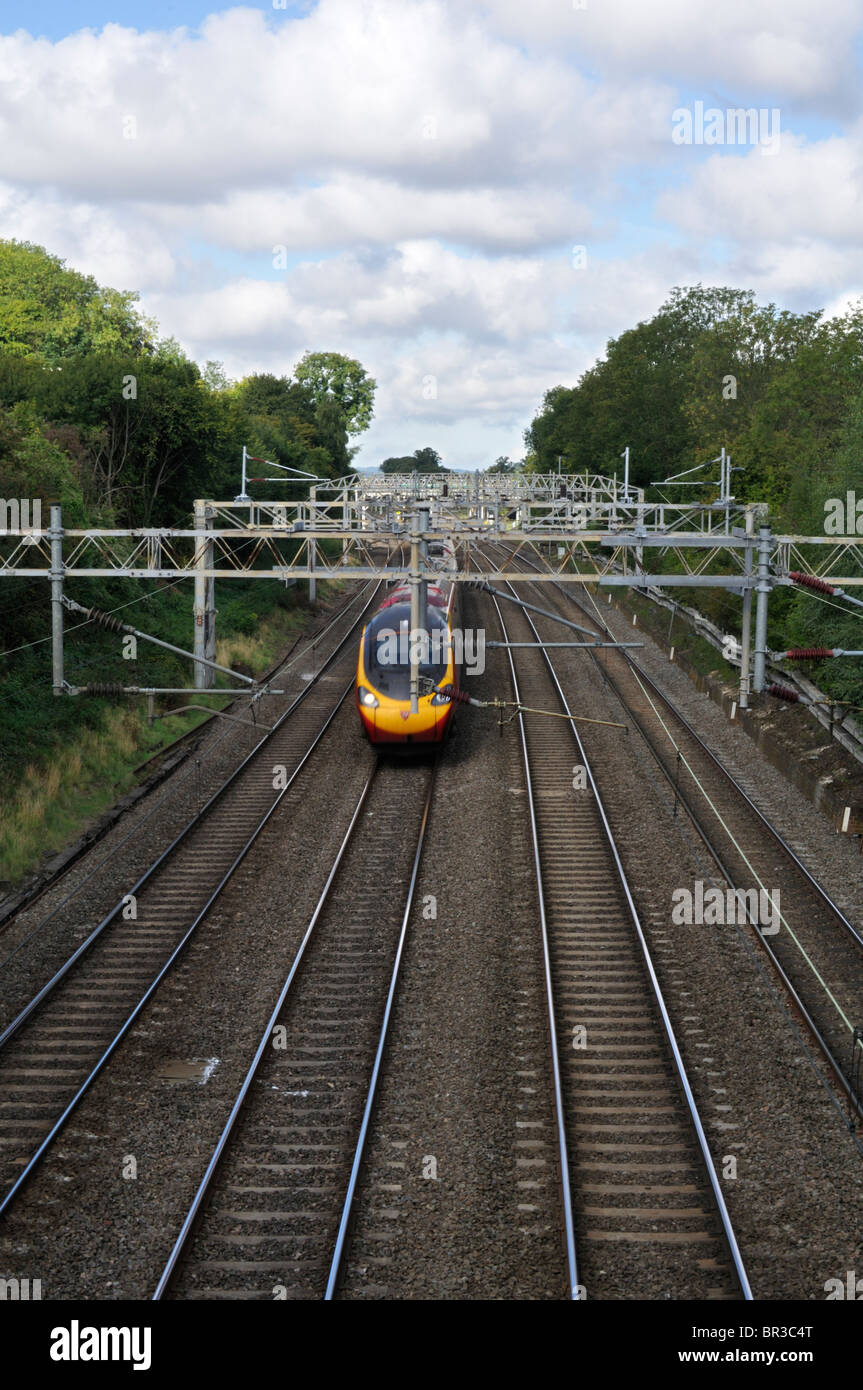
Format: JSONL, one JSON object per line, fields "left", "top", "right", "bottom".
{"left": 2, "top": 472, "right": 862, "bottom": 708}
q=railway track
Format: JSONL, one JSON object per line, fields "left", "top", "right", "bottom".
{"left": 0, "top": 582, "right": 383, "bottom": 1216}
{"left": 0, "top": 578, "right": 383, "bottom": 949}
{"left": 154, "top": 756, "right": 436, "bottom": 1301}
{"left": 479, "top": 554, "right": 750, "bottom": 1299}
{"left": 491, "top": 546, "right": 863, "bottom": 1124}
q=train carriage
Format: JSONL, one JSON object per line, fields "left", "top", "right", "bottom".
{"left": 356, "top": 580, "right": 459, "bottom": 746}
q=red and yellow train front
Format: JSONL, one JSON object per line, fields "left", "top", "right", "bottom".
{"left": 356, "top": 599, "right": 457, "bottom": 746}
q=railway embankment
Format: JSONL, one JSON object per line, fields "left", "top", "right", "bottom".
{"left": 606, "top": 587, "right": 863, "bottom": 836}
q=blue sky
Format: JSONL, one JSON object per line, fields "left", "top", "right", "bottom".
{"left": 1, "top": 0, "right": 862, "bottom": 469}
{"left": 2, "top": 1, "right": 311, "bottom": 39}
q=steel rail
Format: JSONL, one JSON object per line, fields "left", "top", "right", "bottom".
{"left": 483, "top": 587, "right": 580, "bottom": 1301}
{"left": 0, "top": 561, "right": 385, "bottom": 939}
{"left": 495, "top": 543, "right": 863, "bottom": 955}
{"left": 130, "top": 574, "right": 381, "bottom": 777}
{"left": 0, "top": 677, "right": 358, "bottom": 1218}
{"left": 0, "top": 582, "right": 382, "bottom": 1050}
{"left": 152, "top": 763, "right": 381, "bottom": 1300}
{"left": 493, "top": 544, "right": 863, "bottom": 1117}
{"left": 573, "top": 592, "right": 863, "bottom": 952}
{"left": 538, "top": 568, "right": 863, "bottom": 1111}
{"left": 492, "top": 571, "right": 753, "bottom": 1300}
{"left": 324, "top": 761, "right": 437, "bottom": 1300}
{"left": 576, "top": 646, "right": 863, "bottom": 1116}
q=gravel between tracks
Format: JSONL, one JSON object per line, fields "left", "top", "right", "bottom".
{"left": 521, "top": 580, "right": 863, "bottom": 1299}
{"left": 0, "top": 590, "right": 369, "bottom": 1033}
{"left": 0, "top": 695, "right": 376, "bottom": 1299}
{"left": 338, "top": 584, "right": 566, "bottom": 1300}
{"left": 3, "top": 576, "right": 862, "bottom": 1300}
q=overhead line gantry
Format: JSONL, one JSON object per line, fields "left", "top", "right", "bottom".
{"left": 2, "top": 469, "right": 862, "bottom": 712}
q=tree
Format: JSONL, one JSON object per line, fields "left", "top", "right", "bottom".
{"left": 0, "top": 403, "right": 86, "bottom": 521}
{"left": 0, "top": 238, "right": 153, "bottom": 364}
{"left": 313, "top": 394, "right": 350, "bottom": 476}
{"left": 413, "top": 446, "right": 444, "bottom": 472}
{"left": 381, "top": 455, "right": 417, "bottom": 473}
{"left": 523, "top": 286, "right": 816, "bottom": 490}
{"left": 294, "top": 351, "right": 376, "bottom": 436}
{"left": 524, "top": 280, "right": 863, "bottom": 539}
{"left": 201, "top": 360, "right": 232, "bottom": 391}
{"left": 488, "top": 455, "right": 518, "bottom": 473}
{"left": 231, "top": 372, "right": 346, "bottom": 482}
{"left": 381, "top": 447, "right": 447, "bottom": 474}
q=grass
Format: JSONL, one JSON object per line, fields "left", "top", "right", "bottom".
{"left": 215, "top": 606, "right": 304, "bottom": 674}
{"left": 0, "top": 575, "right": 349, "bottom": 888}
{"left": 0, "top": 703, "right": 221, "bottom": 884}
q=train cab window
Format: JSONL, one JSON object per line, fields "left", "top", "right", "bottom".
{"left": 364, "top": 602, "right": 449, "bottom": 698}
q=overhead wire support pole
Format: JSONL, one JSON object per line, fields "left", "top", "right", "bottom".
{"left": 234, "top": 445, "right": 251, "bottom": 504}
{"left": 193, "top": 499, "right": 215, "bottom": 690}
{"left": 234, "top": 443, "right": 322, "bottom": 503}
{"left": 50, "top": 502, "right": 64, "bottom": 696}
{"left": 308, "top": 489, "right": 317, "bottom": 603}
{"left": 753, "top": 524, "right": 773, "bottom": 693}
{"left": 739, "top": 507, "right": 755, "bottom": 709}
{"left": 408, "top": 505, "right": 430, "bottom": 715}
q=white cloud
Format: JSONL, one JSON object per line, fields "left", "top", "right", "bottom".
{"left": 0, "top": 181, "right": 177, "bottom": 289}
{"left": 0, "top": 3, "right": 672, "bottom": 200}
{"left": 151, "top": 178, "right": 593, "bottom": 254}
{"left": 658, "top": 134, "right": 863, "bottom": 245}
{"left": 655, "top": 133, "right": 863, "bottom": 302}
{"left": 473, "top": 0, "right": 861, "bottom": 108}
{"left": 0, "top": 0, "right": 862, "bottom": 470}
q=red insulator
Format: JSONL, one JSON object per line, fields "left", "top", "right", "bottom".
{"left": 789, "top": 571, "right": 836, "bottom": 595}
{"left": 767, "top": 683, "right": 800, "bottom": 703}
{"left": 785, "top": 647, "right": 834, "bottom": 660}
{"left": 436, "top": 684, "right": 471, "bottom": 705}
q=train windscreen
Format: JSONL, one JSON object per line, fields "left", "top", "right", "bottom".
{"left": 364, "top": 602, "right": 450, "bottom": 698}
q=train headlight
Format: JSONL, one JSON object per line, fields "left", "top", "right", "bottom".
{"left": 430, "top": 689, "right": 452, "bottom": 705}
{"left": 358, "top": 686, "right": 379, "bottom": 708}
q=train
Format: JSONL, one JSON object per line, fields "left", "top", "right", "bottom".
{"left": 355, "top": 575, "right": 459, "bottom": 747}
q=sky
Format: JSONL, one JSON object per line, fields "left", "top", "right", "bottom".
{"left": 1, "top": 1, "right": 862, "bottom": 471}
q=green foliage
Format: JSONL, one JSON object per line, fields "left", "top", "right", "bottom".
{"left": 381, "top": 446, "right": 447, "bottom": 473}
{"left": 526, "top": 283, "right": 863, "bottom": 709}
{"left": 0, "top": 242, "right": 376, "bottom": 530}
{"left": 525, "top": 282, "right": 863, "bottom": 533}
{"left": 0, "top": 239, "right": 376, "bottom": 863}
{"left": 230, "top": 371, "right": 348, "bottom": 485}
{"left": 0, "top": 403, "right": 88, "bottom": 521}
{"left": 295, "top": 350, "right": 376, "bottom": 436}
{"left": 0, "top": 239, "right": 152, "bottom": 363}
